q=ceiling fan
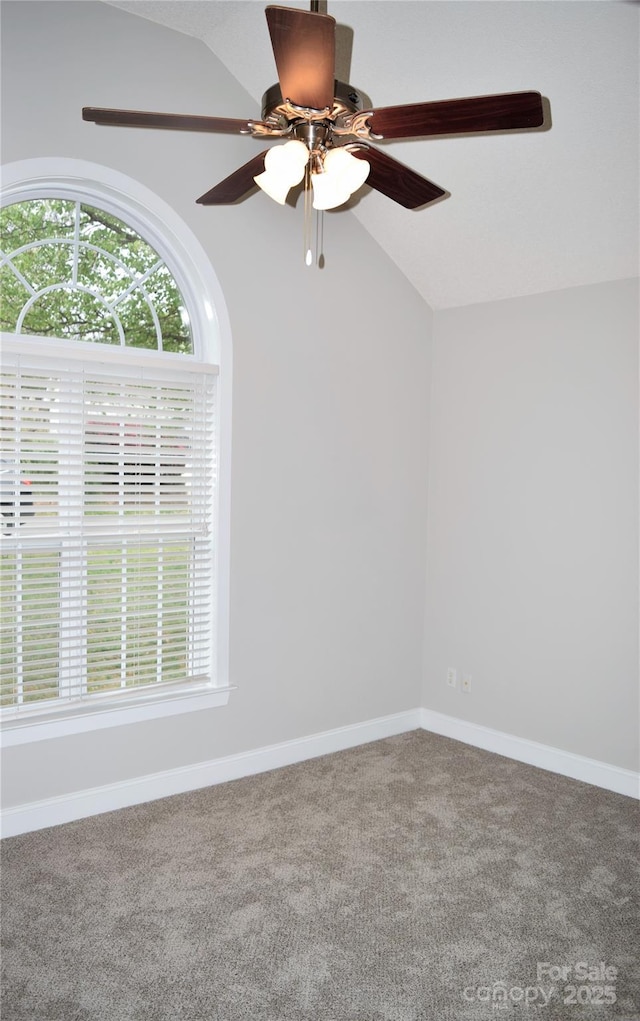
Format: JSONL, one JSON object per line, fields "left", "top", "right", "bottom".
{"left": 83, "top": 3, "right": 544, "bottom": 213}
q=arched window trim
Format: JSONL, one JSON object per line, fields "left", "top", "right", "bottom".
{"left": 1, "top": 159, "right": 233, "bottom": 746}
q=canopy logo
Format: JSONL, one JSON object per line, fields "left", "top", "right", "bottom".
{"left": 462, "top": 961, "right": 619, "bottom": 1010}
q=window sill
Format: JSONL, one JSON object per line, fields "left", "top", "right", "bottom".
{"left": 0, "top": 685, "right": 234, "bottom": 747}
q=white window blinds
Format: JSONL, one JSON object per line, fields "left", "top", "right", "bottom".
{"left": 0, "top": 345, "right": 217, "bottom": 718}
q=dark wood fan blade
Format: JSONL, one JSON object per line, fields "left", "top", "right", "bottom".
{"left": 265, "top": 6, "right": 335, "bottom": 110}
{"left": 83, "top": 107, "right": 253, "bottom": 134}
{"left": 196, "top": 151, "right": 269, "bottom": 205}
{"left": 369, "top": 91, "right": 544, "bottom": 139}
{"left": 350, "top": 145, "right": 446, "bottom": 209}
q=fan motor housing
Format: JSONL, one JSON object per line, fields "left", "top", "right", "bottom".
{"left": 261, "top": 79, "right": 364, "bottom": 123}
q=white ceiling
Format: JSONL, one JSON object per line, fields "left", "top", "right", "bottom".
{"left": 107, "top": 0, "right": 638, "bottom": 309}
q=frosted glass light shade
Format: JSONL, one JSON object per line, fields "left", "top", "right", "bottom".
{"left": 325, "top": 147, "right": 370, "bottom": 191}
{"left": 311, "top": 172, "right": 350, "bottom": 211}
{"left": 311, "top": 147, "right": 370, "bottom": 210}
{"left": 254, "top": 140, "right": 309, "bottom": 204}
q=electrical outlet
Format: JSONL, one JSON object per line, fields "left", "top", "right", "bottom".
{"left": 462, "top": 674, "right": 472, "bottom": 693}
{"left": 447, "top": 667, "right": 457, "bottom": 689}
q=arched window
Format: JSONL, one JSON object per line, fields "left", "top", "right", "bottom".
{"left": 1, "top": 160, "right": 232, "bottom": 743}
{"left": 1, "top": 198, "right": 193, "bottom": 351}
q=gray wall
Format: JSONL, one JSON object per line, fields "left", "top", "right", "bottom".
{"left": 423, "top": 280, "right": 639, "bottom": 771}
{"left": 1, "top": 1, "right": 432, "bottom": 806}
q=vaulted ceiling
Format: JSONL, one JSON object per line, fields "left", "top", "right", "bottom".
{"left": 107, "top": 0, "right": 638, "bottom": 309}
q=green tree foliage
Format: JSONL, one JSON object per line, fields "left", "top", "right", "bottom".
{"left": 0, "top": 199, "right": 192, "bottom": 353}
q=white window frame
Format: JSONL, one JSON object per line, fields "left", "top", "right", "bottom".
{"left": 0, "top": 158, "right": 233, "bottom": 747}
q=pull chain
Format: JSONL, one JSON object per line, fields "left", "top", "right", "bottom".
{"left": 316, "top": 207, "right": 324, "bottom": 268}
{"left": 303, "top": 158, "right": 326, "bottom": 267}
{"left": 304, "top": 163, "right": 313, "bottom": 265}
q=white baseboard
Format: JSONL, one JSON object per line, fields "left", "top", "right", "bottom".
{"left": 2, "top": 707, "right": 638, "bottom": 837}
{"left": 420, "top": 708, "right": 640, "bottom": 800}
{"left": 0, "top": 708, "right": 422, "bottom": 838}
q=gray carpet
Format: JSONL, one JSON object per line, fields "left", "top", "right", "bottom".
{"left": 1, "top": 730, "right": 639, "bottom": 1021}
